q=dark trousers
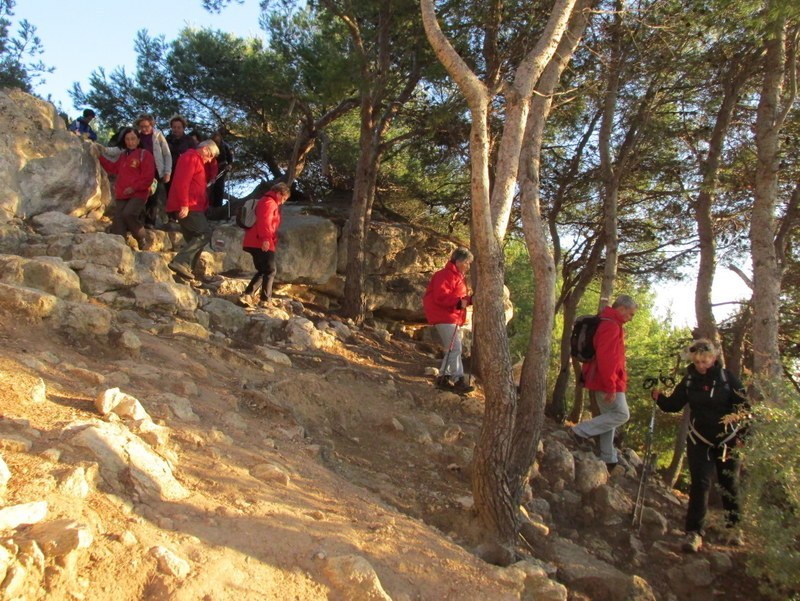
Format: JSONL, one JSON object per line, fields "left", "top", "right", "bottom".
{"left": 111, "top": 197, "right": 147, "bottom": 248}
{"left": 144, "top": 180, "right": 166, "bottom": 227}
{"left": 685, "top": 438, "right": 741, "bottom": 533}
{"left": 172, "top": 211, "right": 211, "bottom": 272}
{"left": 211, "top": 174, "right": 227, "bottom": 207}
{"left": 244, "top": 248, "right": 277, "bottom": 300}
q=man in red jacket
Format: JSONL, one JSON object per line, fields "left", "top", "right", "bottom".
{"left": 568, "top": 295, "right": 637, "bottom": 473}
{"left": 423, "top": 247, "right": 474, "bottom": 393}
{"left": 166, "top": 139, "right": 219, "bottom": 280}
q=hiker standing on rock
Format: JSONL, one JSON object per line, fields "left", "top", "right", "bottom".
{"left": 165, "top": 139, "right": 219, "bottom": 281}
{"left": 94, "top": 127, "right": 155, "bottom": 251}
{"left": 239, "top": 182, "right": 291, "bottom": 308}
{"left": 422, "top": 247, "right": 474, "bottom": 394}
{"left": 567, "top": 295, "right": 637, "bottom": 475}
{"left": 652, "top": 338, "right": 748, "bottom": 553}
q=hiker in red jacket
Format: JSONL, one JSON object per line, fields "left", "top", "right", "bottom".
{"left": 239, "top": 182, "right": 291, "bottom": 308}
{"left": 96, "top": 127, "right": 155, "bottom": 251}
{"left": 568, "top": 295, "right": 637, "bottom": 474}
{"left": 165, "top": 139, "right": 219, "bottom": 280}
{"left": 423, "top": 247, "right": 474, "bottom": 393}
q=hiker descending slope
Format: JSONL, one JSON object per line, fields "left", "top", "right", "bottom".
{"left": 568, "top": 295, "right": 637, "bottom": 475}
{"left": 239, "top": 182, "right": 291, "bottom": 308}
{"left": 651, "top": 338, "right": 748, "bottom": 553}
{"left": 422, "top": 247, "right": 474, "bottom": 394}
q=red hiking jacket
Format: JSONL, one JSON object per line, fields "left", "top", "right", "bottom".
{"left": 581, "top": 305, "right": 628, "bottom": 393}
{"left": 423, "top": 261, "right": 469, "bottom": 325}
{"left": 166, "top": 149, "right": 208, "bottom": 213}
{"left": 99, "top": 149, "right": 155, "bottom": 201}
{"left": 242, "top": 192, "right": 282, "bottom": 250}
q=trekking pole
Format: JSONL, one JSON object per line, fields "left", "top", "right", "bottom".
{"left": 632, "top": 371, "right": 676, "bottom": 531}
{"left": 632, "top": 376, "right": 659, "bottom": 531}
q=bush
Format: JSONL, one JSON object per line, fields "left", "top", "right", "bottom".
{"left": 741, "top": 386, "right": 800, "bottom": 598}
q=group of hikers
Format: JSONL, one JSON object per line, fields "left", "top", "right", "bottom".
{"left": 73, "top": 105, "right": 749, "bottom": 556}
{"left": 72, "top": 108, "right": 286, "bottom": 303}
{"left": 424, "top": 249, "right": 749, "bottom": 554}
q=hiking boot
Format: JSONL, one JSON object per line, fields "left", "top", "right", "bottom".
{"left": 168, "top": 261, "right": 193, "bottom": 279}
{"left": 198, "top": 273, "right": 224, "bottom": 286}
{"left": 567, "top": 428, "right": 593, "bottom": 452}
{"left": 724, "top": 527, "right": 744, "bottom": 547}
{"left": 682, "top": 531, "right": 703, "bottom": 553}
{"left": 435, "top": 376, "right": 455, "bottom": 390}
{"left": 238, "top": 293, "right": 256, "bottom": 308}
{"left": 452, "top": 377, "right": 475, "bottom": 394}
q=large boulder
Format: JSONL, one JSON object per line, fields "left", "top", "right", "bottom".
{"left": 0, "top": 254, "right": 86, "bottom": 302}
{"left": 210, "top": 208, "right": 338, "bottom": 285}
{"left": 0, "top": 89, "right": 110, "bottom": 220}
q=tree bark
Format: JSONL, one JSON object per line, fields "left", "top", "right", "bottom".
{"left": 751, "top": 4, "right": 794, "bottom": 401}
{"left": 693, "top": 59, "right": 754, "bottom": 344}
{"left": 421, "top": 0, "right": 579, "bottom": 553}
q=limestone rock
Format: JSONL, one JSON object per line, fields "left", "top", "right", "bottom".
{"left": 546, "top": 537, "right": 646, "bottom": 601}
{"left": 94, "top": 388, "right": 150, "bottom": 421}
{"left": 155, "top": 393, "right": 200, "bottom": 423}
{"left": 133, "top": 282, "right": 198, "bottom": 314}
{"left": 510, "top": 560, "right": 567, "bottom": 601}
{"left": 30, "top": 211, "right": 99, "bottom": 236}
{"left": 254, "top": 346, "right": 292, "bottom": 367}
{"left": 119, "top": 330, "right": 142, "bottom": 356}
{"left": 133, "top": 250, "right": 174, "bottom": 284}
{"left": 56, "top": 466, "right": 94, "bottom": 499}
{"left": 59, "top": 300, "right": 113, "bottom": 336}
{"left": 0, "top": 434, "right": 33, "bottom": 453}
{"left": 574, "top": 454, "right": 609, "bottom": 494}
{"left": 540, "top": 439, "right": 575, "bottom": 485}
{"left": 250, "top": 463, "right": 290, "bottom": 486}
{"left": 0, "top": 454, "right": 10, "bottom": 492}
{"left": 201, "top": 297, "right": 249, "bottom": 335}
{"left": 0, "top": 282, "right": 61, "bottom": 320}
{"left": 158, "top": 320, "right": 209, "bottom": 340}
{"left": 0, "top": 501, "right": 48, "bottom": 531}
{"left": 16, "top": 519, "right": 93, "bottom": 558}
{"left": 285, "top": 317, "right": 335, "bottom": 350}
{"left": 69, "top": 422, "right": 189, "bottom": 501}
{"left": 0, "top": 89, "right": 109, "bottom": 221}
{"left": 149, "top": 546, "right": 191, "bottom": 579}
{"left": 29, "top": 378, "right": 47, "bottom": 404}
{"left": 0, "top": 254, "right": 86, "bottom": 302}
{"left": 323, "top": 554, "right": 392, "bottom": 601}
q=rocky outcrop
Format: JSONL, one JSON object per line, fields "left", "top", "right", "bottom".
{"left": 0, "top": 89, "right": 110, "bottom": 221}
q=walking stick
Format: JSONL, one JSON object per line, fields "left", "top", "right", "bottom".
{"left": 632, "top": 372, "right": 675, "bottom": 531}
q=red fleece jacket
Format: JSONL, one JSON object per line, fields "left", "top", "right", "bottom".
{"left": 423, "top": 261, "right": 469, "bottom": 325}
{"left": 99, "top": 149, "right": 155, "bottom": 200}
{"left": 242, "top": 192, "right": 282, "bottom": 250}
{"left": 166, "top": 149, "right": 208, "bottom": 213}
{"left": 581, "top": 305, "right": 628, "bottom": 393}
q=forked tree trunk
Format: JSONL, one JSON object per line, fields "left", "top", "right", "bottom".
{"left": 421, "top": 0, "right": 579, "bottom": 554}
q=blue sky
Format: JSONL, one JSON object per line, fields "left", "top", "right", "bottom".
{"left": 15, "top": 0, "right": 266, "bottom": 115}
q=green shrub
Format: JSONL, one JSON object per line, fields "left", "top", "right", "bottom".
{"left": 741, "top": 386, "right": 800, "bottom": 598}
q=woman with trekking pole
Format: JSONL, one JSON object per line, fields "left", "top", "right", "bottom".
{"left": 651, "top": 338, "right": 748, "bottom": 553}
{"left": 422, "top": 247, "right": 474, "bottom": 394}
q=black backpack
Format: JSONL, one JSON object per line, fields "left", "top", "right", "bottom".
{"left": 235, "top": 196, "right": 261, "bottom": 229}
{"left": 570, "top": 315, "right": 607, "bottom": 362}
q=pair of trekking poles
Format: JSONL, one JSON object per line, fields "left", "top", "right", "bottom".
{"left": 631, "top": 371, "right": 675, "bottom": 531}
